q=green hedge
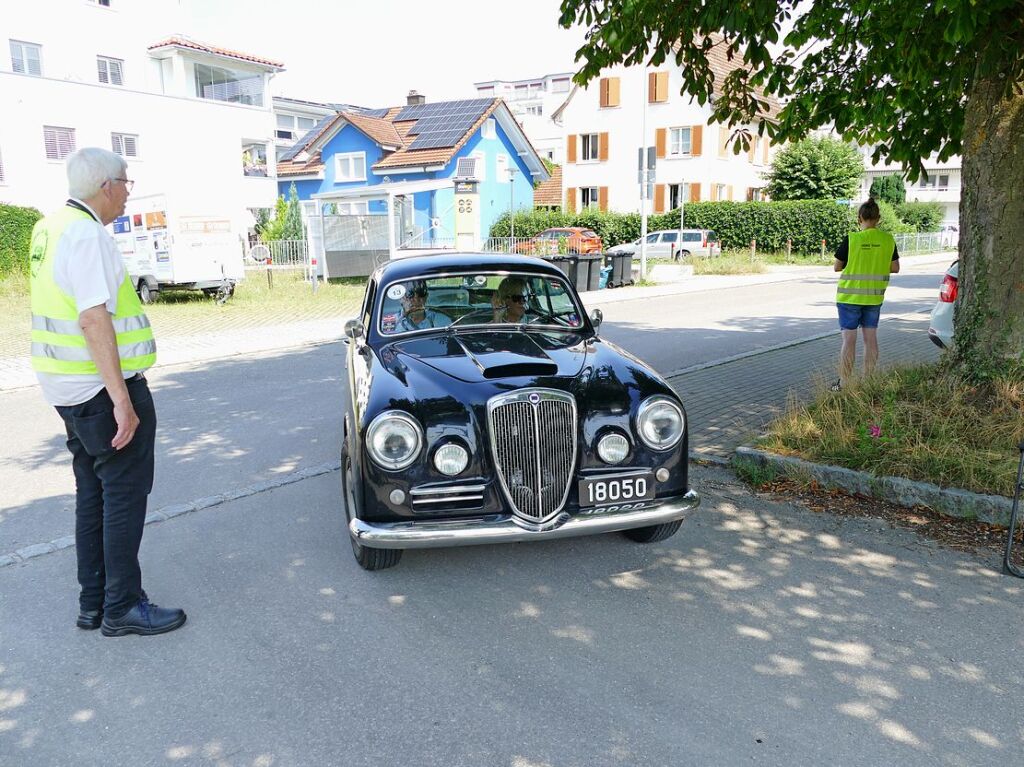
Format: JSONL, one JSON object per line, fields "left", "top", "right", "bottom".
{"left": 0, "top": 203, "right": 43, "bottom": 278}
{"left": 494, "top": 201, "right": 855, "bottom": 254}
{"left": 896, "top": 201, "right": 944, "bottom": 233}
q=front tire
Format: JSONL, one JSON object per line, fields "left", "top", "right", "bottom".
{"left": 622, "top": 520, "right": 682, "bottom": 543}
{"left": 138, "top": 280, "right": 157, "bottom": 304}
{"left": 341, "top": 440, "right": 402, "bottom": 571}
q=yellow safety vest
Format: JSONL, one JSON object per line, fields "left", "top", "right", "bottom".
{"left": 29, "top": 206, "right": 157, "bottom": 375}
{"left": 836, "top": 228, "right": 896, "bottom": 306}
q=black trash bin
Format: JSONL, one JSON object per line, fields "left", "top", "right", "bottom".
{"left": 546, "top": 255, "right": 580, "bottom": 287}
{"left": 604, "top": 252, "right": 633, "bottom": 287}
{"left": 576, "top": 254, "right": 603, "bottom": 292}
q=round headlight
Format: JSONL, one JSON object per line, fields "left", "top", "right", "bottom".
{"left": 597, "top": 432, "right": 630, "bottom": 464}
{"left": 636, "top": 396, "right": 684, "bottom": 451}
{"left": 366, "top": 411, "right": 423, "bottom": 470}
{"left": 433, "top": 443, "right": 470, "bottom": 476}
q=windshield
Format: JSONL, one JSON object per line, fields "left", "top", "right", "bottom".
{"left": 378, "top": 272, "right": 586, "bottom": 336}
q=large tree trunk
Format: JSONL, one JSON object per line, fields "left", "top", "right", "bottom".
{"left": 954, "top": 74, "right": 1024, "bottom": 373}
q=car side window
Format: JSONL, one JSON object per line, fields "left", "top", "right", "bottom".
{"left": 646, "top": 233, "right": 660, "bottom": 243}
{"left": 661, "top": 232, "right": 678, "bottom": 243}
{"left": 682, "top": 232, "right": 702, "bottom": 242}
{"left": 361, "top": 280, "right": 376, "bottom": 328}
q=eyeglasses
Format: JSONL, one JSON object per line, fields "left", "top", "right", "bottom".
{"left": 407, "top": 288, "right": 428, "bottom": 298}
{"left": 506, "top": 295, "right": 527, "bottom": 304}
{"left": 107, "top": 177, "right": 134, "bottom": 192}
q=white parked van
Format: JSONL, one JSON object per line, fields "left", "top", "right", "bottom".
{"left": 110, "top": 193, "right": 244, "bottom": 303}
{"left": 607, "top": 229, "right": 719, "bottom": 260}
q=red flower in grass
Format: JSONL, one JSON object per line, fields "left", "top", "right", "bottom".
{"left": 868, "top": 424, "right": 882, "bottom": 439}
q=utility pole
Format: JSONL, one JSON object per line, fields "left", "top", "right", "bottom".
{"left": 679, "top": 181, "right": 685, "bottom": 230}
{"left": 639, "top": 69, "right": 649, "bottom": 277}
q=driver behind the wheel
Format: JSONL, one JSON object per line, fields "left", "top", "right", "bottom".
{"left": 491, "top": 277, "right": 529, "bottom": 323}
{"left": 396, "top": 280, "right": 451, "bottom": 331}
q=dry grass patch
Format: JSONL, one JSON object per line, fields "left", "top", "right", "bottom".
{"left": 759, "top": 364, "right": 1024, "bottom": 498}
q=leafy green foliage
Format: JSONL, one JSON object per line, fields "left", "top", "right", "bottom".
{"left": 260, "top": 184, "right": 303, "bottom": 242}
{"left": 763, "top": 137, "right": 864, "bottom": 201}
{"left": 493, "top": 201, "right": 852, "bottom": 253}
{"left": 873, "top": 200, "right": 914, "bottom": 234}
{"left": 896, "top": 202, "right": 944, "bottom": 233}
{"left": 558, "top": 0, "right": 1022, "bottom": 178}
{"left": 0, "top": 203, "right": 43, "bottom": 278}
{"left": 869, "top": 174, "right": 907, "bottom": 206}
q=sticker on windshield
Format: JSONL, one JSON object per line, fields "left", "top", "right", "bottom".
{"left": 381, "top": 312, "right": 398, "bottom": 332}
{"left": 386, "top": 284, "right": 406, "bottom": 300}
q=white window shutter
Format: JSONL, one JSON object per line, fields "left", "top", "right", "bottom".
{"left": 110, "top": 59, "right": 123, "bottom": 86}
{"left": 111, "top": 133, "right": 123, "bottom": 154}
{"left": 123, "top": 135, "right": 137, "bottom": 157}
{"left": 97, "top": 59, "right": 108, "bottom": 83}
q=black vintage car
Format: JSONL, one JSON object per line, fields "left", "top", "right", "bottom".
{"left": 341, "top": 254, "right": 700, "bottom": 569}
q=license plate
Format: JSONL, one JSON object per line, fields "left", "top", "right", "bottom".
{"left": 578, "top": 473, "right": 655, "bottom": 507}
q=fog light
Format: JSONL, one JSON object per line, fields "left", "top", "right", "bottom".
{"left": 597, "top": 433, "right": 630, "bottom": 464}
{"left": 656, "top": 468, "right": 670, "bottom": 482}
{"left": 389, "top": 489, "right": 406, "bottom": 505}
{"left": 434, "top": 443, "right": 469, "bottom": 476}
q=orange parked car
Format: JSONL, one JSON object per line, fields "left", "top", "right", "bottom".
{"left": 515, "top": 227, "right": 603, "bottom": 255}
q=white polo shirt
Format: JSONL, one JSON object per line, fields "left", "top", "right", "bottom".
{"left": 35, "top": 199, "right": 144, "bottom": 407}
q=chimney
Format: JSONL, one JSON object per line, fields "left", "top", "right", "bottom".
{"left": 407, "top": 90, "right": 425, "bottom": 106}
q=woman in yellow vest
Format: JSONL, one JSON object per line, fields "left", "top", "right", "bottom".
{"left": 831, "top": 198, "right": 901, "bottom": 392}
{"left": 29, "top": 147, "right": 185, "bottom": 636}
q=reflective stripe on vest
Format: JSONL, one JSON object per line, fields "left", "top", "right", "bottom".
{"left": 29, "top": 207, "right": 157, "bottom": 375}
{"left": 837, "top": 229, "right": 896, "bottom": 306}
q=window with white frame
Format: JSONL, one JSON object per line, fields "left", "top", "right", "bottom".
{"left": 97, "top": 56, "right": 123, "bottom": 85}
{"left": 669, "top": 127, "right": 692, "bottom": 156}
{"left": 111, "top": 133, "right": 139, "bottom": 158}
{"left": 335, "top": 201, "right": 368, "bottom": 215}
{"left": 669, "top": 183, "right": 690, "bottom": 210}
{"left": 525, "top": 105, "right": 543, "bottom": 116}
{"left": 194, "top": 62, "right": 264, "bottom": 106}
{"left": 477, "top": 86, "right": 494, "bottom": 96}
{"left": 89, "top": 0, "right": 112, "bottom": 6}
{"left": 580, "top": 133, "right": 599, "bottom": 161}
{"left": 551, "top": 78, "right": 570, "bottom": 93}
{"left": 919, "top": 173, "right": 951, "bottom": 190}
{"left": 715, "top": 183, "right": 727, "bottom": 200}
{"left": 482, "top": 118, "right": 496, "bottom": 140}
{"left": 514, "top": 84, "right": 529, "bottom": 100}
{"left": 43, "top": 126, "right": 76, "bottom": 160}
{"left": 10, "top": 40, "right": 42, "bottom": 76}
{"left": 275, "top": 113, "right": 316, "bottom": 141}
{"left": 334, "top": 152, "right": 366, "bottom": 182}
{"left": 581, "top": 187, "right": 600, "bottom": 209}
{"left": 242, "top": 142, "right": 268, "bottom": 176}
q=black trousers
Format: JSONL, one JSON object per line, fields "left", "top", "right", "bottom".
{"left": 55, "top": 375, "right": 156, "bottom": 619}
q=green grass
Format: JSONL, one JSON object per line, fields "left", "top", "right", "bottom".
{"left": 758, "top": 363, "right": 1024, "bottom": 497}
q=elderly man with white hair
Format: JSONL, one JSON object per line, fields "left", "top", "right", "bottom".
{"left": 29, "top": 147, "right": 186, "bottom": 637}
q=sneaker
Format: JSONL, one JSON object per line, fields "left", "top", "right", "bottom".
{"left": 100, "top": 599, "right": 186, "bottom": 637}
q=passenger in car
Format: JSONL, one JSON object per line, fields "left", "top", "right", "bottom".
{"left": 396, "top": 280, "right": 451, "bottom": 331}
{"left": 491, "top": 277, "right": 529, "bottom": 323}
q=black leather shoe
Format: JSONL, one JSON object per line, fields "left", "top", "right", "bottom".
{"left": 77, "top": 609, "right": 103, "bottom": 630}
{"left": 100, "top": 599, "right": 186, "bottom": 637}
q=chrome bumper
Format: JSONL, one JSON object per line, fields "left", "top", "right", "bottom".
{"left": 350, "top": 489, "right": 701, "bottom": 549}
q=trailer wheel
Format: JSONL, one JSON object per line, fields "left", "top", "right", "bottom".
{"left": 138, "top": 281, "right": 157, "bottom": 304}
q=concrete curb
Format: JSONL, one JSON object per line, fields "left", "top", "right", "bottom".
{"left": 0, "top": 459, "right": 341, "bottom": 569}
{"left": 733, "top": 445, "right": 1013, "bottom": 526}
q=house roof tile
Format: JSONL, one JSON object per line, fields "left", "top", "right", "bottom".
{"left": 147, "top": 36, "right": 284, "bottom": 70}
{"left": 533, "top": 165, "right": 562, "bottom": 207}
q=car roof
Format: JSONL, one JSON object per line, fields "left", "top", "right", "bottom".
{"left": 649, "top": 228, "right": 711, "bottom": 234}
{"left": 373, "top": 253, "right": 566, "bottom": 284}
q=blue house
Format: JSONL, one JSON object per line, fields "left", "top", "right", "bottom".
{"left": 276, "top": 94, "right": 549, "bottom": 275}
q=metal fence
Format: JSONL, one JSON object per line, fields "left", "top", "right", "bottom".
{"left": 482, "top": 237, "right": 542, "bottom": 254}
{"left": 246, "top": 239, "right": 309, "bottom": 269}
{"left": 893, "top": 231, "right": 958, "bottom": 255}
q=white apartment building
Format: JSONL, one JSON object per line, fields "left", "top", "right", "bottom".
{"left": 555, "top": 55, "right": 778, "bottom": 214}
{"left": 0, "top": 0, "right": 282, "bottom": 236}
{"left": 861, "top": 152, "right": 962, "bottom": 227}
{"left": 272, "top": 96, "right": 338, "bottom": 163}
{"left": 474, "top": 73, "right": 574, "bottom": 164}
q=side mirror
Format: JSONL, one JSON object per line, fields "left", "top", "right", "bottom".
{"left": 589, "top": 308, "right": 603, "bottom": 331}
{"left": 344, "top": 319, "right": 364, "bottom": 342}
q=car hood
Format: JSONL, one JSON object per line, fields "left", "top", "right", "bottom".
{"left": 385, "top": 330, "right": 590, "bottom": 384}
{"left": 608, "top": 244, "right": 637, "bottom": 255}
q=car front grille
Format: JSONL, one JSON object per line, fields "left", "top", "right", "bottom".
{"left": 487, "top": 389, "right": 577, "bottom": 523}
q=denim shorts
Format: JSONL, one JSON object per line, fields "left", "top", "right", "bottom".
{"left": 837, "top": 302, "right": 881, "bottom": 330}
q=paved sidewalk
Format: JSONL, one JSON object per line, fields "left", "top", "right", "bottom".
{"left": 670, "top": 310, "right": 941, "bottom": 458}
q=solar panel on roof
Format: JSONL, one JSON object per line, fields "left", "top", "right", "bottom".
{"left": 360, "top": 108, "right": 390, "bottom": 118}
{"left": 279, "top": 113, "right": 337, "bottom": 162}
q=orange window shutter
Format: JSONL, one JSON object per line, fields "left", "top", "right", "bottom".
{"left": 567, "top": 134, "right": 577, "bottom": 164}
{"left": 690, "top": 184, "right": 701, "bottom": 202}
{"left": 654, "top": 184, "right": 666, "bottom": 214}
{"left": 710, "top": 184, "right": 718, "bottom": 201}
{"left": 656, "top": 71, "right": 669, "bottom": 102}
{"left": 608, "top": 77, "right": 620, "bottom": 107}
{"left": 648, "top": 72, "right": 657, "bottom": 103}
{"left": 762, "top": 137, "right": 770, "bottom": 165}
{"left": 718, "top": 127, "right": 729, "bottom": 157}
{"left": 728, "top": 185, "right": 734, "bottom": 201}
{"left": 655, "top": 128, "right": 667, "bottom": 159}
{"left": 598, "top": 187, "right": 608, "bottom": 212}
{"left": 748, "top": 137, "right": 757, "bottom": 163}
{"left": 599, "top": 132, "right": 609, "bottom": 162}
{"left": 691, "top": 125, "right": 703, "bottom": 156}
{"left": 566, "top": 187, "right": 577, "bottom": 213}
{"left": 599, "top": 78, "right": 608, "bottom": 108}
{"left": 746, "top": 187, "right": 754, "bottom": 201}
